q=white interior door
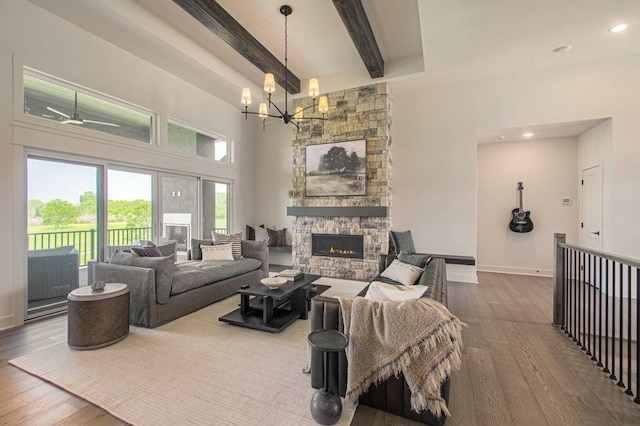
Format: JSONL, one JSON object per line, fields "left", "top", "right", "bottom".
{"left": 581, "top": 165, "right": 603, "bottom": 250}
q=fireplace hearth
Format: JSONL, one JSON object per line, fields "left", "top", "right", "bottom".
{"left": 312, "top": 234, "right": 364, "bottom": 259}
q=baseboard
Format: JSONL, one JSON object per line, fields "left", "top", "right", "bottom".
{"left": 477, "top": 264, "right": 553, "bottom": 277}
{"left": 446, "top": 264, "right": 478, "bottom": 284}
{"left": 0, "top": 314, "right": 16, "bottom": 331}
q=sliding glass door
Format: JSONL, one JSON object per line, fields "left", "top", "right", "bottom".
{"left": 26, "top": 157, "right": 102, "bottom": 319}
{"left": 106, "top": 168, "right": 154, "bottom": 259}
{"left": 25, "top": 156, "right": 231, "bottom": 320}
{"left": 160, "top": 173, "right": 198, "bottom": 260}
{"left": 202, "top": 180, "right": 229, "bottom": 238}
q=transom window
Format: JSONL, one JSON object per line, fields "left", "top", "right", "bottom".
{"left": 23, "top": 69, "right": 153, "bottom": 144}
{"left": 168, "top": 120, "right": 230, "bottom": 163}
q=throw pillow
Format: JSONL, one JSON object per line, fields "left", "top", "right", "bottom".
{"left": 364, "top": 281, "right": 428, "bottom": 301}
{"left": 389, "top": 230, "right": 416, "bottom": 256}
{"left": 201, "top": 244, "right": 234, "bottom": 261}
{"left": 131, "top": 242, "right": 162, "bottom": 257}
{"left": 190, "top": 238, "right": 214, "bottom": 260}
{"left": 254, "top": 225, "right": 269, "bottom": 243}
{"left": 212, "top": 232, "right": 243, "bottom": 259}
{"left": 380, "top": 259, "right": 424, "bottom": 286}
{"left": 266, "top": 227, "right": 287, "bottom": 247}
{"left": 398, "top": 251, "right": 432, "bottom": 268}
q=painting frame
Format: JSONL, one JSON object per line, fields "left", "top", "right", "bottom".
{"left": 305, "top": 139, "right": 367, "bottom": 197}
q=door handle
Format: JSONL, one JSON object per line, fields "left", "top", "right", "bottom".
{"left": 591, "top": 231, "right": 600, "bottom": 235}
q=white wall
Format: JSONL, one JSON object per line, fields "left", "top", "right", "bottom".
{"left": 477, "top": 138, "right": 578, "bottom": 276}
{"left": 577, "top": 119, "right": 613, "bottom": 250}
{"left": 0, "top": 1, "right": 256, "bottom": 329}
{"left": 253, "top": 122, "right": 295, "bottom": 238}
{"left": 387, "top": 54, "right": 640, "bottom": 279}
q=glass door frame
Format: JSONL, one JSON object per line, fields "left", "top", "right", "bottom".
{"left": 25, "top": 152, "right": 106, "bottom": 320}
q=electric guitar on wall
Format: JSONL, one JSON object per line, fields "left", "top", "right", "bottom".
{"left": 509, "top": 181, "right": 534, "bottom": 233}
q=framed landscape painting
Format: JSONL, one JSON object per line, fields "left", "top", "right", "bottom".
{"left": 305, "top": 139, "right": 366, "bottom": 197}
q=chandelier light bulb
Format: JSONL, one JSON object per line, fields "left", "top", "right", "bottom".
{"left": 308, "top": 78, "right": 320, "bottom": 98}
{"left": 294, "top": 106, "right": 304, "bottom": 120}
{"left": 264, "top": 73, "right": 276, "bottom": 93}
{"left": 258, "top": 103, "right": 268, "bottom": 118}
{"left": 241, "top": 88, "right": 252, "bottom": 105}
{"left": 318, "top": 96, "right": 329, "bottom": 113}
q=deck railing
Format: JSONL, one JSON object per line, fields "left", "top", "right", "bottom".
{"left": 553, "top": 233, "right": 639, "bottom": 403}
{"left": 28, "top": 227, "right": 152, "bottom": 266}
{"left": 28, "top": 226, "right": 229, "bottom": 266}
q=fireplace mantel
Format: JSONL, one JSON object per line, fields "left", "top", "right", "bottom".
{"left": 287, "top": 206, "right": 388, "bottom": 217}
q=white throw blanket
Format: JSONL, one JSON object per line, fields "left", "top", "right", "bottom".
{"left": 337, "top": 296, "right": 464, "bottom": 418}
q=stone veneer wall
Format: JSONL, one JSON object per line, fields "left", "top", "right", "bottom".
{"left": 290, "top": 83, "right": 392, "bottom": 280}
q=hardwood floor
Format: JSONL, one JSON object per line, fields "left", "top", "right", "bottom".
{"left": 2, "top": 272, "right": 639, "bottom": 425}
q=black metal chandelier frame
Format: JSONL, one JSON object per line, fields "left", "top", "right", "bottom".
{"left": 242, "top": 5, "right": 328, "bottom": 129}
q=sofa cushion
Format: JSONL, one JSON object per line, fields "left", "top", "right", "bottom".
{"left": 398, "top": 251, "right": 432, "bottom": 268}
{"left": 389, "top": 230, "right": 416, "bottom": 255}
{"left": 109, "top": 251, "right": 177, "bottom": 304}
{"left": 380, "top": 259, "right": 423, "bottom": 286}
{"left": 364, "top": 281, "right": 429, "bottom": 301}
{"left": 191, "top": 239, "right": 214, "bottom": 260}
{"left": 201, "top": 244, "right": 234, "bottom": 261}
{"left": 266, "top": 227, "right": 286, "bottom": 247}
{"left": 171, "top": 258, "right": 262, "bottom": 295}
{"left": 131, "top": 242, "right": 162, "bottom": 257}
{"left": 212, "top": 232, "right": 243, "bottom": 259}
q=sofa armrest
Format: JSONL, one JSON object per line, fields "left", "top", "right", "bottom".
{"left": 94, "top": 263, "right": 157, "bottom": 327}
{"left": 241, "top": 239, "right": 269, "bottom": 276}
{"left": 309, "top": 296, "right": 348, "bottom": 396}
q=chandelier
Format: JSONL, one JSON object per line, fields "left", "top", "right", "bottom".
{"left": 241, "top": 5, "right": 328, "bottom": 129}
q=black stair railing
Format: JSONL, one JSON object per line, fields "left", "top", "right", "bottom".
{"left": 553, "top": 233, "right": 639, "bottom": 403}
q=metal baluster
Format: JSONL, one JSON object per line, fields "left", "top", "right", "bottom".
{"left": 586, "top": 253, "right": 592, "bottom": 356}
{"left": 572, "top": 250, "right": 578, "bottom": 342}
{"left": 610, "top": 261, "right": 617, "bottom": 381}
{"left": 617, "top": 263, "right": 625, "bottom": 387}
{"left": 578, "top": 253, "right": 587, "bottom": 351}
{"left": 635, "top": 268, "right": 640, "bottom": 404}
{"left": 604, "top": 259, "right": 610, "bottom": 374}
{"left": 597, "top": 257, "right": 603, "bottom": 367}
{"left": 562, "top": 247, "right": 568, "bottom": 332}
{"left": 587, "top": 254, "right": 596, "bottom": 361}
{"left": 625, "top": 265, "right": 633, "bottom": 395}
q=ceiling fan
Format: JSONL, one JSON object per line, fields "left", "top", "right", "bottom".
{"left": 47, "top": 92, "right": 120, "bottom": 127}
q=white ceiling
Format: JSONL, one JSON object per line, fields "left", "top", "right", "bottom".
{"left": 24, "top": 0, "right": 640, "bottom": 118}
{"left": 477, "top": 118, "right": 608, "bottom": 145}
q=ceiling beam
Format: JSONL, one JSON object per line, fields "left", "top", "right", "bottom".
{"left": 332, "top": 0, "right": 384, "bottom": 78}
{"left": 172, "top": 0, "right": 301, "bottom": 94}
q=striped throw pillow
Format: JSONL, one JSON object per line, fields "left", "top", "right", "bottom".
{"left": 212, "top": 232, "right": 243, "bottom": 259}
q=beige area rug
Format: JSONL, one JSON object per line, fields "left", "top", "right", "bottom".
{"left": 10, "top": 277, "right": 368, "bottom": 426}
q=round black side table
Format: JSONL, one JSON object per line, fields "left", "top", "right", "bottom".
{"left": 307, "top": 329, "right": 349, "bottom": 425}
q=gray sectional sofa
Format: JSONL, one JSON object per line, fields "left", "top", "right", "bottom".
{"left": 94, "top": 239, "right": 268, "bottom": 328}
{"left": 310, "top": 255, "right": 449, "bottom": 425}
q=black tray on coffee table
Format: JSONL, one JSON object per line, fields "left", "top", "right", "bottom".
{"left": 219, "top": 274, "right": 321, "bottom": 333}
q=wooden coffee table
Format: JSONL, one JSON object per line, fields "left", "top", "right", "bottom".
{"left": 219, "top": 274, "right": 320, "bottom": 333}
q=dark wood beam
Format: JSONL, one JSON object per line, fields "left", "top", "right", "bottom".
{"left": 332, "top": 0, "right": 384, "bottom": 78}
{"left": 172, "top": 0, "right": 301, "bottom": 94}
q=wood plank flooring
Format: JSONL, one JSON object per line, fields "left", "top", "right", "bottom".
{"left": 1, "top": 272, "right": 639, "bottom": 425}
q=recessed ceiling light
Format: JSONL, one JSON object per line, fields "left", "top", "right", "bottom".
{"left": 522, "top": 132, "right": 534, "bottom": 138}
{"left": 553, "top": 45, "right": 572, "bottom": 54}
{"left": 609, "top": 23, "right": 629, "bottom": 33}
{"left": 496, "top": 136, "right": 505, "bottom": 140}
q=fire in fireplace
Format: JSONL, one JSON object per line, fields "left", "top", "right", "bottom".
{"left": 312, "top": 234, "right": 364, "bottom": 259}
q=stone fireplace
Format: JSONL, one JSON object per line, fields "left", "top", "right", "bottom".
{"left": 289, "top": 83, "right": 392, "bottom": 281}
